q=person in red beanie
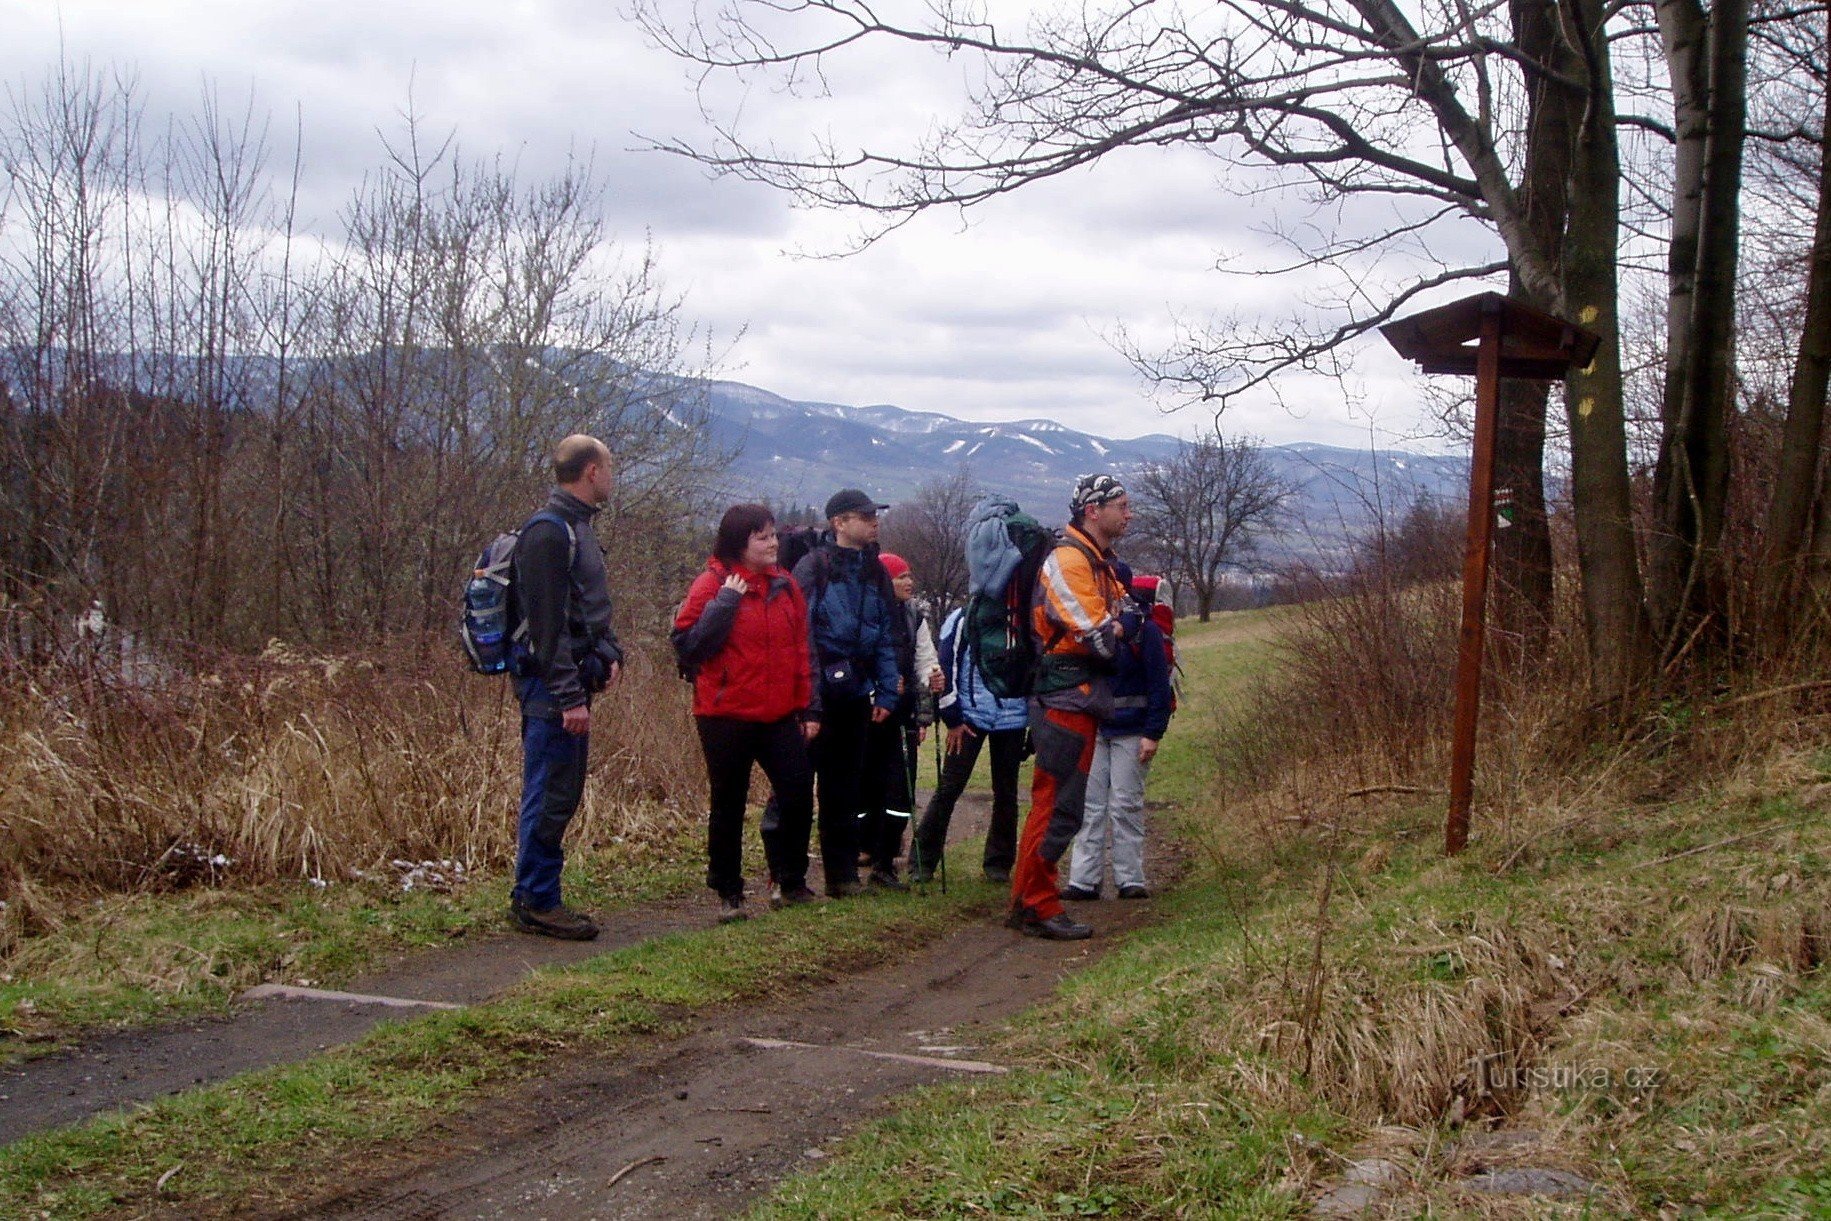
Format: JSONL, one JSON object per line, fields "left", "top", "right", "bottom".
{"left": 858, "top": 551, "right": 942, "bottom": 887}
{"left": 671, "top": 504, "right": 821, "bottom": 923}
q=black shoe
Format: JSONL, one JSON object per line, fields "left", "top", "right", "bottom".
{"left": 867, "top": 868, "right": 909, "bottom": 892}
{"left": 1059, "top": 885, "right": 1100, "bottom": 902}
{"left": 1021, "top": 912, "right": 1093, "bottom": 941}
{"left": 1118, "top": 885, "right": 1151, "bottom": 900}
{"left": 827, "top": 880, "right": 865, "bottom": 899}
{"left": 717, "top": 894, "right": 748, "bottom": 924}
{"left": 769, "top": 884, "right": 818, "bottom": 909}
{"left": 982, "top": 865, "right": 1011, "bottom": 884}
{"left": 910, "top": 867, "right": 935, "bottom": 884}
{"left": 511, "top": 899, "right": 599, "bottom": 941}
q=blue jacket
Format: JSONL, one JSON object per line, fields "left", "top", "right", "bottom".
{"left": 792, "top": 540, "right": 901, "bottom": 712}
{"left": 935, "top": 607, "right": 1029, "bottom": 734}
{"left": 1104, "top": 611, "right": 1174, "bottom": 741}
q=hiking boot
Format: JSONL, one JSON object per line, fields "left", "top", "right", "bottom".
{"left": 1020, "top": 911, "right": 1094, "bottom": 941}
{"left": 511, "top": 899, "right": 599, "bottom": 941}
{"left": 717, "top": 894, "right": 748, "bottom": 924}
{"left": 867, "top": 868, "right": 909, "bottom": 893}
{"left": 1059, "top": 885, "right": 1100, "bottom": 902}
{"left": 1118, "top": 885, "right": 1151, "bottom": 900}
{"left": 827, "top": 880, "right": 865, "bottom": 899}
{"left": 910, "top": 867, "right": 935, "bottom": 885}
{"left": 769, "top": 884, "right": 818, "bottom": 910}
{"left": 982, "top": 865, "right": 1011, "bottom": 884}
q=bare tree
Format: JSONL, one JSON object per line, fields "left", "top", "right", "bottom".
{"left": 1130, "top": 432, "right": 1292, "bottom": 622}
{"left": 0, "top": 65, "right": 728, "bottom": 655}
{"left": 637, "top": 0, "right": 1831, "bottom": 695}
{"left": 881, "top": 465, "right": 977, "bottom": 619}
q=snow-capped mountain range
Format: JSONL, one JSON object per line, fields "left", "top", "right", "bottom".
{"left": 696, "top": 378, "right": 1468, "bottom": 552}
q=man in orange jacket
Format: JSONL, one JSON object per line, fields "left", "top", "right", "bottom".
{"left": 1008, "top": 473, "right": 1131, "bottom": 940}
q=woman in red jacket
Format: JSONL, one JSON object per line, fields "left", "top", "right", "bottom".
{"left": 671, "top": 504, "right": 821, "bottom": 923}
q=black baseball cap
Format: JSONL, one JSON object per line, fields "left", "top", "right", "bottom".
{"left": 825, "top": 488, "right": 890, "bottom": 519}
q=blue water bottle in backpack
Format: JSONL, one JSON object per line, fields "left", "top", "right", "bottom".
{"left": 461, "top": 538, "right": 519, "bottom": 674}
{"left": 460, "top": 511, "right": 575, "bottom": 676}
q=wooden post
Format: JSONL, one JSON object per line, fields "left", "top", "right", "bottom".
{"left": 1445, "top": 303, "right": 1504, "bottom": 855}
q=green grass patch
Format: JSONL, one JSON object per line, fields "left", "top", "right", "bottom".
{"left": 1, "top": 872, "right": 1007, "bottom": 1217}
{"left": 0, "top": 816, "right": 705, "bottom": 1056}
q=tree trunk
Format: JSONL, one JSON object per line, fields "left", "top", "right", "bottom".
{"left": 1563, "top": 0, "right": 1653, "bottom": 699}
{"left": 1492, "top": 376, "right": 1554, "bottom": 654}
{"left": 1762, "top": 76, "right": 1831, "bottom": 630}
{"left": 1490, "top": 0, "right": 1581, "bottom": 660}
{"left": 1650, "top": 0, "right": 1748, "bottom": 653}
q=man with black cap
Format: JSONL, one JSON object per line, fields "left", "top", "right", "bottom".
{"left": 1008, "top": 472, "right": 1131, "bottom": 941}
{"left": 790, "top": 488, "right": 902, "bottom": 896}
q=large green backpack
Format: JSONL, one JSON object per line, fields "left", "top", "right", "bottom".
{"left": 962, "top": 511, "right": 1055, "bottom": 699}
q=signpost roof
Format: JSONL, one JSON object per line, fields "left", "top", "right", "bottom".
{"left": 1379, "top": 291, "right": 1600, "bottom": 378}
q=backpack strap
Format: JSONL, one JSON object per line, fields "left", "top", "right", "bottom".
{"left": 509, "top": 510, "right": 578, "bottom": 644}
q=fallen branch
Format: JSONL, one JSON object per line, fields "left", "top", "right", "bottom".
{"left": 607, "top": 1155, "right": 666, "bottom": 1189}
{"left": 1648, "top": 822, "right": 1803, "bottom": 866}
{"left": 1344, "top": 785, "right": 1444, "bottom": 799}
{"left": 1716, "top": 680, "right": 1831, "bottom": 710}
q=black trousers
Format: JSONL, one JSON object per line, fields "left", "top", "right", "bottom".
{"left": 808, "top": 692, "right": 873, "bottom": 889}
{"left": 911, "top": 725, "right": 1025, "bottom": 875}
{"left": 696, "top": 715, "right": 814, "bottom": 899}
{"left": 859, "top": 716, "right": 919, "bottom": 871}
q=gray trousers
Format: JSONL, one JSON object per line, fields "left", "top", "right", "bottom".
{"left": 1066, "top": 734, "right": 1151, "bottom": 891}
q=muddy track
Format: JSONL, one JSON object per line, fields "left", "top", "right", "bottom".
{"left": 0, "top": 894, "right": 705, "bottom": 1147}
{"left": 283, "top": 887, "right": 1165, "bottom": 1220}
{"left": 1, "top": 794, "right": 1008, "bottom": 1146}
{"left": 7, "top": 789, "right": 1177, "bottom": 1220}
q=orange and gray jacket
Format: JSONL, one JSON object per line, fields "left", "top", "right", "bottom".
{"left": 1030, "top": 522, "right": 1124, "bottom": 716}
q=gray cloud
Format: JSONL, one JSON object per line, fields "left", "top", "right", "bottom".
{"left": 2, "top": 0, "right": 1452, "bottom": 452}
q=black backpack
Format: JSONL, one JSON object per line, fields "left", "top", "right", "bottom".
{"left": 776, "top": 525, "right": 824, "bottom": 580}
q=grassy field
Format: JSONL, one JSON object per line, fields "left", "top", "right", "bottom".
{"left": 748, "top": 608, "right": 1831, "bottom": 1218}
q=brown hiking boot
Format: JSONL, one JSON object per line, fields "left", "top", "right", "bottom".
{"left": 511, "top": 898, "right": 599, "bottom": 941}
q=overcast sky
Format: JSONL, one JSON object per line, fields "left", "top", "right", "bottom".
{"left": 7, "top": 0, "right": 1475, "bottom": 449}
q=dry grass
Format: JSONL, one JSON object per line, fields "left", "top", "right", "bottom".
{"left": 0, "top": 632, "right": 703, "bottom": 954}
{"left": 1129, "top": 563, "right": 1831, "bottom": 1209}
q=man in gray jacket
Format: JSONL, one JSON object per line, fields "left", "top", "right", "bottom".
{"left": 510, "top": 435, "right": 625, "bottom": 939}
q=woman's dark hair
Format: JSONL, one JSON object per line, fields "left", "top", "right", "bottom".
{"left": 714, "top": 503, "right": 776, "bottom": 565}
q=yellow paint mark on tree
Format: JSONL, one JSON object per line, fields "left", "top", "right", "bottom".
{"left": 1578, "top": 397, "right": 1595, "bottom": 418}
{"left": 1580, "top": 305, "right": 1600, "bottom": 324}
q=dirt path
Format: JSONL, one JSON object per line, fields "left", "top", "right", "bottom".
{"left": 0, "top": 794, "right": 1003, "bottom": 1147}
{"left": 286, "top": 888, "right": 1163, "bottom": 1220}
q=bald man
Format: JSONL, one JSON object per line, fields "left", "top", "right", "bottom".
{"left": 509, "top": 434, "right": 625, "bottom": 939}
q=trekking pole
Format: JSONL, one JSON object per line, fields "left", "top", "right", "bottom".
{"left": 929, "top": 717, "right": 948, "bottom": 894}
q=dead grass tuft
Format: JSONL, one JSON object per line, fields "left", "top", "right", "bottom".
{"left": 0, "top": 633, "right": 703, "bottom": 928}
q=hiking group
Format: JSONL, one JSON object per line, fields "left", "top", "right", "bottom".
{"left": 465, "top": 434, "right": 1176, "bottom": 944}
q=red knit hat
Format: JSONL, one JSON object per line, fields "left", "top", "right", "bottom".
{"left": 880, "top": 552, "right": 911, "bottom": 579}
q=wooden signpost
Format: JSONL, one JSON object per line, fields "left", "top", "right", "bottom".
{"left": 1380, "top": 293, "right": 1600, "bottom": 855}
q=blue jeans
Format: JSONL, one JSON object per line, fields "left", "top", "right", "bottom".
{"left": 514, "top": 685, "right": 589, "bottom": 910}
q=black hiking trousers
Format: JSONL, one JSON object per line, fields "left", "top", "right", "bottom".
{"left": 809, "top": 692, "right": 874, "bottom": 891}
{"left": 911, "top": 725, "right": 1025, "bottom": 876}
{"left": 697, "top": 714, "right": 814, "bottom": 899}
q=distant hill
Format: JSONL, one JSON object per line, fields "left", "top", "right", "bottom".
{"left": 692, "top": 377, "right": 1468, "bottom": 566}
